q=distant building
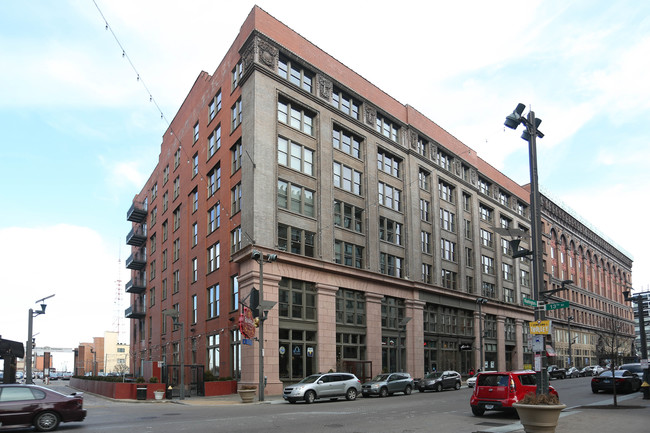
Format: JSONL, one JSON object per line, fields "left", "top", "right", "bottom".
{"left": 125, "top": 6, "right": 634, "bottom": 396}
{"left": 74, "top": 331, "right": 129, "bottom": 376}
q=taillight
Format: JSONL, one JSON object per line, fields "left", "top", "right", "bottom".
{"left": 509, "top": 378, "right": 516, "bottom": 393}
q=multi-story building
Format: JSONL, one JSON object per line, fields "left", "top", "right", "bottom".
{"left": 125, "top": 6, "right": 634, "bottom": 395}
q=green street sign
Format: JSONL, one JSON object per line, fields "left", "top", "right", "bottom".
{"left": 523, "top": 297, "right": 537, "bottom": 307}
{"left": 545, "top": 301, "right": 569, "bottom": 311}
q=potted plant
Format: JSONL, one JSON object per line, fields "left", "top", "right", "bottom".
{"left": 238, "top": 385, "right": 257, "bottom": 403}
{"left": 513, "top": 392, "right": 566, "bottom": 433}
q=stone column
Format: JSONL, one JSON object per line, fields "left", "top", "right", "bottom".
{"left": 405, "top": 299, "right": 425, "bottom": 378}
{"left": 515, "top": 319, "right": 524, "bottom": 370}
{"left": 473, "top": 310, "right": 482, "bottom": 370}
{"left": 316, "top": 283, "right": 339, "bottom": 372}
{"left": 365, "top": 293, "right": 384, "bottom": 377}
{"left": 497, "top": 316, "right": 506, "bottom": 371}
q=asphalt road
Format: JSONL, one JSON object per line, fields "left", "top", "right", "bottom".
{"left": 28, "top": 376, "right": 633, "bottom": 433}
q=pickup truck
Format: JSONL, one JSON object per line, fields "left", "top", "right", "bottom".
{"left": 547, "top": 365, "right": 566, "bottom": 379}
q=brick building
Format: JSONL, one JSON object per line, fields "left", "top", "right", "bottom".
{"left": 125, "top": 6, "right": 634, "bottom": 396}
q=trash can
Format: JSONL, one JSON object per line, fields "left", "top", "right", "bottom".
{"left": 166, "top": 386, "right": 173, "bottom": 400}
{"left": 136, "top": 387, "right": 147, "bottom": 400}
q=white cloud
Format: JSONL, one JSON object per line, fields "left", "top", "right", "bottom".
{"left": 0, "top": 225, "right": 121, "bottom": 350}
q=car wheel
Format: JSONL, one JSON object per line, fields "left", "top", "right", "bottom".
{"left": 454, "top": 381, "right": 461, "bottom": 390}
{"left": 404, "top": 385, "right": 412, "bottom": 395}
{"left": 436, "top": 383, "right": 443, "bottom": 392}
{"left": 592, "top": 387, "right": 598, "bottom": 394}
{"left": 305, "top": 390, "right": 316, "bottom": 404}
{"left": 345, "top": 388, "right": 358, "bottom": 401}
{"left": 471, "top": 406, "right": 485, "bottom": 416}
{"left": 34, "top": 411, "right": 60, "bottom": 432}
{"left": 379, "top": 387, "right": 388, "bottom": 398}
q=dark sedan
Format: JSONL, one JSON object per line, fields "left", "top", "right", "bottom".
{"left": 417, "top": 370, "right": 462, "bottom": 392}
{"left": 0, "top": 384, "right": 86, "bottom": 431}
{"left": 591, "top": 369, "right": 642, "bottom": 394}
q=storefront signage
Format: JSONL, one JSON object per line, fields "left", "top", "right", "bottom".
{"left": 239, "top": 307, "right": 256, "bottom": 339}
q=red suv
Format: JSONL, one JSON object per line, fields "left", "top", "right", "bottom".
{"left": 470, "top": 371, "right": 558, "bottom": 416}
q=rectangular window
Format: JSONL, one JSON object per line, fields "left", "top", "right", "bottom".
{"left": 499, "top": 190, "right": 510, "bottom": 206}
{"left": 162, "top": 279, "right": 167, "bottom": 300}
{"left": 208, "top": 124, "right": 221, "bottom": 159}
{"left": 464, "top": 219, "right": 472, "bottom": 239}
{"left": 330, "top": 86, "right": 360, "bottom": 119}
{"left": 277, "top": 136, "right": 314, "bottom": 175}
{"left": 482, "top": 281, "right": 496, "bottom": 299}
{"left": 333, "top": 162, "right": 362, "bottom": 195}
{"left": 192, "top": 257, "right": 198, "bottom": 283}
{"left": 375, "top": 113, "right": 399, "bottom": 142}
{"left": 418, "top": 169, "right": 430, "bottom": 190}
{"left": 207, "top": 242, "right": 220, "bottom": 273}
{"left": 192, "top": 223, "right": 198, "bottom": 246}
{"left": 172, "top": 270, "right": 180, "bottom": 294}
{"left": 173, "top": 207, "right": 181, "bottom": 231}
{"left": 208, "top": 203, "right": 221, "bottom": 233}
{"left": 421, "top": 231, "right": 431, "bottom": 254}
{"left": 230, "top": 140, "right": 242, "bottom": 173}
{"left": 150, "top": 287, "right": 155, "bottom": 307}
{"left": 377, "top": 149, "right": 401, "bottom": 177}
{"left": 466, "top": 247, "right": 473, "bottom": 267}
{"left": 481, "top": 255, "right": 495, "bottom": 275}
{"left": 208, "top": 284, "right": 219, "bottom": 318}
{"left": 161, "top": 249, "right": 167, "bottom": 270}
{"left": 174, "top": 148, "right": 181, "bottom": 169}
{"left": 173, "top": 238, "right": 180, "bottom": 262}
{"left": 173, "top": 177, "right": 180, "bottom": 200}
{"left": 441, "top": 269, "right": 457, "bottom": 290}
{"left": 231, "top": 98, "right": 242, "bottom": 131}
{"left": 150, "top": 233, "right": 157, "bottom": 253}
{"left": 231, "top": 226, "right": 242, "bottom": 254}
{"left": 209, "top": 90, "right": 222, "bottom": 121}
{"left": 478, "top": 177, "right": 491, "bottom": 195}
{"left": 422, "top": 263, "right": 432, "bottom": 284}
{"left": 439, "top": 179, "right": 455, "bottom": 203}
{"left": 278, "top": 98, "right": 314, "bottom": 135}
{"left": 192, "top": 295, "right": 198, "bottom": 324}
{"left": 378, "top": 182, "right": 401, "bottom": 211}
{"left": 333, "top": 200, "right": 363, "bottom": 232}
{"left": 334, "top": 240, "right": 364, "bottom": 268}
{"left": 163, "top": 165, "right": 169, "bottom": 185}
{"left": 277, "top": 180, "right": 315, "bottom": 217}
{"left": 520, "top": 270, "right": 530, "bottom": 287}
{"left": 502, "top": 263, "right": 513, "bottom": 281}
{"left": 480, "top": 229, "right": 493, "bottom": 248}
{"left": 417, "top": 137, "right": 428, "bottom": 157}
{"left": 231, "top": 183, "right": 242, "bottom": 214}
{"left": 192, "top": 190, "right": 198, "bottom": 213}
{"left": 517, "top": 201, "right": 527, "bottom": 216}
{"left": 278, "top": 223, "right": 315, "bottom": 257}
{"left": 278, "top": 279, "right": 317, "bottom": 320}
{"left": 231, "top": 275, "right": 239, "bottom": 311}
{"left": 479, "top": 204, "right": 493, "bottom": 222}
{"left": 151, "top": 183, "right": 158, "bottom": 200}
{"left": 501, "top": 238, "right": 512, "bottom": 255}
{"left": 231, "top": 61, "right": 242, "bottom": 89}
{"left": 193, "top": 122, "right": 199, "bottom": 143}
{"left": 332, "top": 126, "right": 362, "bottom": 159}
{"left": 150, "top": 206, "right": 157, "bottom": 226}
{"left": 420, "top": 199, "right": 430, "bottom": 222}
{"left": 440, "top": 208, "right": 456, "bottom": 232}
{"left": 162, "top": 220, "right": 168, "bottom": 242}
{"left": 163, "top": 192, "right": 168, "bottom": 213}
{"left": 379, "top": 217, "right": 402, "bottom": 245}
{"left": 500, "top": 216, "right": 511, "bottom": 229}
{"left": 437, "top": 150, "right": 452, "bottom": 171}
{"left": 463, "top": 192, "right": 471, "bottom": 212}
{"left": 441, "top": 238, "right": 457, "bottom": 262}
{"left": 379, "top": 253, "right": 403, "bottom": 278}
{"left": 278, "top": 54, "right": 313, "bottom": 92}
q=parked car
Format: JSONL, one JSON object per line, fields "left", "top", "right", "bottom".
{"left": 580, "top": 365, "right": 603, "bottom": 377}
{"left": 617, "top": 363, "right": 645, "bottom": 381}
{"left": 470, "top": 371, "right": 559, "bottom": 416}
{"left": 467, "top": 376, "right": 477, "bottom": 388}
{"left": 591, "top": 369, "right": 642, "bottom": 394}
{"left": 417, "top": 370, "right": 462, "bottom": 392}
{"left": 547, "top": 365, "right": 566, "bottom": 380}
{"left": 282, "top": 372, "right": 361, "bottom": 404}
{"left": 361, "top": 373, "right": 413, "bottom": 397}
{"left": 0, "top": 384, "right": 86, "bottom": 431}
{"left": 566, "top": 367, "right": 580, "bottom": 378}
{"left": 61, "top": 372, "right": 72, "bottom": 381}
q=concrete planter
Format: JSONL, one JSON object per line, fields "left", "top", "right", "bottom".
{"left": 513, "top": 403, "right": 566, "bottom": 433}
{"left": 154, "top": 390, "right": 165, "bottom": 400}
{"left": 238, "top": 388, "right": 256, "bottom": 403}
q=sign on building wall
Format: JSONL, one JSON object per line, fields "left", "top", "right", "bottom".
{"left": 529, "top": 320, "right": 552, "bottom": 335}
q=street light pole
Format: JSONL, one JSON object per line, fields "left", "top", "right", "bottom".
{"left": 505, "top": 104, "right": 548, "bottom": 395}
{"left": 25, "top": 294, "right": 55, "bottom": 384}
{"left": 162, "top": 309, "right": 185, "bottom": 400}
{"left": 623, "top": 290, "right": 648, "bottom": 398}
{"left": 567, "top": 315, "right": 574, "bottom": 369}
{"left": 476, "top": 298, "right": 488, "bottom": 371}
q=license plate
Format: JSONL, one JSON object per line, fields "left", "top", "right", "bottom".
{"left": 485, "top": 404, "right": 494, "bottom": 410}
{"left": 603, "top": 380, "right": 610, "bottom": 383}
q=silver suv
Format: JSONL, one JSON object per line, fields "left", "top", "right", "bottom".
{"left": 362, "top": 373, "right": 413, "bottom": 397}
{"left": 417, "top": 370, "right": 462, "bottom": 392}
{"left": 283, "top": 372, "right": 361, "bottom": 404}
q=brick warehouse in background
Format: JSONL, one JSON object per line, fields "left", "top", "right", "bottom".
{"left": 125, "top": 6, "right": 635, "bottom": 396}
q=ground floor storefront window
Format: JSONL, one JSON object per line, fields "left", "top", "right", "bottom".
{"left": 279, "top": 328, "right": 317, "bottom": 381}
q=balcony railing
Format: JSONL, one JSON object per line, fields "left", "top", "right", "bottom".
{"left": 127, "top": 201, "right": 148, "bottom": 223}
{"left": 125, "top": 277, "right": 146, "bottom": 294}
{"left": 126, "top": 251, "right": 147, "bottom": 270}
{"left": 125, "top": 301, "right": 146, "bottom": 320}
{"left": 126, "top": 225, "right": 147, "bottom": 247}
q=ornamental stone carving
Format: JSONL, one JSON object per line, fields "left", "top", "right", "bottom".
{"left": 258, "top": 39, "right": 278, "bottom": 69}
{"left": 430, "top": 145, "right": 438, "bottom": 161}
{"left": 409, "top": 131, "right": 418, "bottom": 149}
{"left": 242, "top": 43, "right": 255, "bottom": 73}
{"left": 317, "top": 75, "right": 332, "bottom": 101}
{"left": 469, "top": 168, "right": 478, "bottom": 186}
{"left": 453, "top": 159, "right": 461, "bottom": 176}
{"left": 365, "top": 105, "right": 377, "bottom": 126}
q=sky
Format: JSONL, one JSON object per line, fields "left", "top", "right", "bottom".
{"left": 2, "top": 0, "right": 650, "bottom": 370}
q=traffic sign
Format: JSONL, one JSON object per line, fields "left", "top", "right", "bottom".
{"left": 529, "top": 320, "right": 551, "bottom": 334}
{"left": 545, "top": 301, "right": 569, "bottom": 311}
{"left": 523, "top": 297, "right": 536, "bottom": 307}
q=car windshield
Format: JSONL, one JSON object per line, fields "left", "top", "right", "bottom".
{"left": 424, "top": 372, "right": 442, "bottom": 379}
{"left": 371, "top": 374, "right": 390, "bottom": 381}
{"left": 620, "top": 365, "right": 642, "bottom": 373}
{"left": 297, "top": 375, "right": 322, "bottom": 384}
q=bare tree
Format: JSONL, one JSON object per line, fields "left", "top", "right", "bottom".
{"left": 113, "top": 361, "right": 130, "bottom": 382}
{"left": 595, "top": 313, "right": 634, "bottom": 406}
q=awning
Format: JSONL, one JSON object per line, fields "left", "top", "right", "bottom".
{"left": 546, "top": 344, "right": 557, "bottom": 357}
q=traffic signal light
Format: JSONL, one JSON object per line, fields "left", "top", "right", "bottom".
{"left": 250, "top": 287, "right": 259, "bottom": 318}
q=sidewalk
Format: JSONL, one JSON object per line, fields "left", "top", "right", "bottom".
{"left": 489, "top": 392, "right": 650, "bottom": 433}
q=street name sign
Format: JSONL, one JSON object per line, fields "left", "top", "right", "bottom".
{"left": 523, "top": 297, "right": 536, "bottom": 307}
{"left": 545, "top": 301, "right": 569, "bottom": 311}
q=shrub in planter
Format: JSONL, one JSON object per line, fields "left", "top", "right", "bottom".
{"left": 519, "top": 392, "right": 560, "bottom": 405}
{"left": 136, "top": 377, "right": 146, "bottom": 383}
{"left": 149, "top": 377, "right": 159, "bottom": 383}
